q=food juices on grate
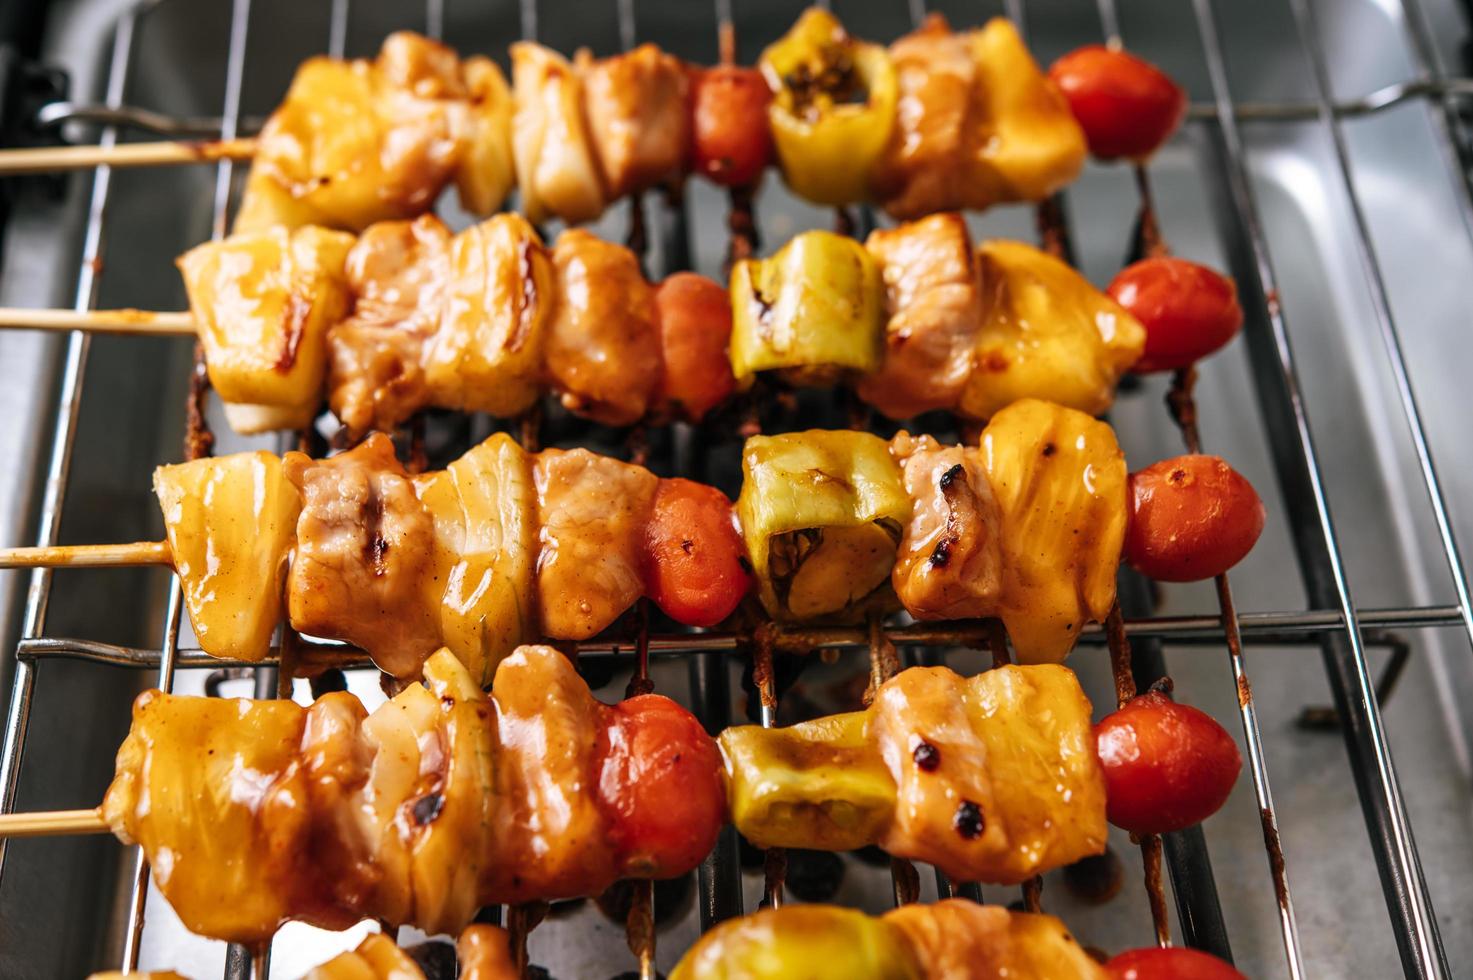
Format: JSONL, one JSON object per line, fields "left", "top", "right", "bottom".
{"left": 235, "top": 32, "right": 514, "bottom": 234}
{"left": 670, "top": 899, "right": 1107, "bottom": 980}
{"left": 100, "top": 646, "right": 724, "bottom": 944}
{"left": 720, "top": 663, "right": 1107, "bottom": 884}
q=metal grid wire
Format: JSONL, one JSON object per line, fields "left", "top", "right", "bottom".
{"left": 0, "top": 0, "right": 1471, "bottom": 977}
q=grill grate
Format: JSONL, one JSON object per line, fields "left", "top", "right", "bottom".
{"left": 1, "top": 0, "right": 1471, "bottom": 977}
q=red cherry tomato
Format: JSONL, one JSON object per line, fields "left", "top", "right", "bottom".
{"left": 1126, "top": 455, "right": 1265, "bottom": 583}
{"left": 692, "top": 64, "right": 773, "bottom": 187}
{"left": 1109, "top": 258, "right": 1243, "bottom": 373}
{"left": 1096, "top": 690, "right": 1242, "bottom": 836}
{"left": 595, "top": 694, "right": 726, "bottom": 877}
{"left": 1108, "top": 946, "right": 1247, "bottom": 980}
{"left": 1048, "top": 46, "right": 1186, "bottom": 161}
{"left": 655, "top": 272, "right": 738, "bottom": 422}
{"left": 645, "top": 478, "right": 752, "bottom": 627}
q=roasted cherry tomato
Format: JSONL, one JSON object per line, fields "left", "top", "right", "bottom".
{"left": 1109, "top": 258, "right": 1243, "bottom": 373}
{"left": 1126, "top": 455, "right": 1265, "bottom": 582}
{"left": 646, "top": 478, "right": 752, "bottom": 626}
{"left": 1048, "top": 46, "right": 1186, "bottom": 161}
{"left": 1096, "top": 690, "right": 1242, "bottom": 836}
{"left": 655, "top": 272, "right": 738, "bottom": 422}
{"left": 692, "top": 64, "right": 773, "bottom": 187}
{"left": 596, "top": 694, "right": 726, "bottom": 876}
{"left": 1108, "top": 946, "right": 1248, "bottom": 980}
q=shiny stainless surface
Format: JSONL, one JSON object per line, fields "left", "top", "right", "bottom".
{"left": 2, "top": 0, "right": 1473, "bottom": 977}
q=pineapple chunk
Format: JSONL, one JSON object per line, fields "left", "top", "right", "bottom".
{"left": 413, "top": 434, "right": 539, "bottom": 685}
{"left": 177, "top": 226, "right": 355, "bottom": 433}
{"left": 963, "top": 240, "right": 1144, "bottom": 420}
{"left": 454, "top": 57, "right": 517, "bottom": 217}
{"left": 980, "top": 398, "right": 1127, "bottom": 663}
{"left": 153, "top": 451, "right": 300, "bottom": 662}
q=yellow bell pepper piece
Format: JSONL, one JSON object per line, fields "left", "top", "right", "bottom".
{"left": 177, "top": 226, "right": 356, "bottom": 434}
{"left": 963, "top": 240, "right": 1145, "bottom": 421}
{"left": 413, "top": 434, "right": 539, "bottom": 685}
{"left": 729, "top": 230, "right": 885, "bottom": 387}
{"left": 760, "top": 8, "right": 898, "bottom": 206}
{"left": 737, "top": 430, "right": 909, "bottom": 622}
{"left": 153, "top": 451, "right": 301, "bottom": 663}
{"left": 981, "top": 399, "right": 1127, "bottom": 663}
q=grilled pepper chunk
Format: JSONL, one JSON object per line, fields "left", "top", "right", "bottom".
{"left": 673, "top": 901, "right": 1106, "bottom": 980}
{"left": 413, "top": 433, "right": 538, "bottom": 685}
{"left": 738, "top": 430, "right": 909, "bottom": 622}
{"left": 982, "top": 399, "right": 1127, "bottom": 663}
{"left": 178, "top": 226, "right": 355, "bottom": 434}
{"left": 729, "top": 230, "right": 884, "bottom": 386}
{"left": 720, "top": 663, "right": 1105, "bottom": 885}
{"left": 963, "top": 239, "right": 1145, "bottom": 420}
{"left": 760, "top": 8, "right": 898, "bottom": 206}
{"left": 154, "top": 451, "right": 301, "bottom": 663}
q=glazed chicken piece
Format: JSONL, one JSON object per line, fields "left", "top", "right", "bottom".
{"left": 178, "top": 226, "right": 356, "bottom": 434}
{"left": 328, "top": 213, "right": 552, "bottom": 437}
{"left": 511, "top": 43, "right": 607, "bottom": 225}
{"left": 580, "top": 44, "right": 691, "bottom": 199}
{"left": 872, "top": 15, "right": 1085, "bottom": 219}
{"left": 981, "top": 399, "right": 1128, "bottom": 663}
{"left": 533, "top": 448, "right": 658, "bottom": 639}
{"left": 101, "top": 647, "right": 724, "bottom": 943}
{"left": 854, "top": 213, "right": 981, "bottom": 419}
{"left": 236, "top": 32, "right": 514, "bottom": 233}
{"left": 307, "top": 928, "right": 517, "bottom": 980}
{"left": 284, "top": 434, "right": 442, "bottom": 678}
{"left": 889, "top": 433, "right": 1002, "bottom": 621}
{"left": 327, "top": 215, "right": 452, "bottom": 436}
{"left": 154, "top": 451, "right": 301, "bottom": 662}
{"left": 546, "top": 230, "right": 663, "bottom": 426}
{"left": 964, "top": 239, "right": 1145, "bottom": 421}
{"left": 720, "top": 663, "right": 1106, "bottom": 885}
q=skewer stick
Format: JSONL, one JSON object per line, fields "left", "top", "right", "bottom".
{"left": 0, "top": 541, "right": 172, "bottom": 569}
{"left": 0, "top": 807, "right": 108, "bottom": 838}
{"left": 0, "top": 307, "right": 195, "bottom": 337}
{"left": 0, "top": 137, "right": 257, "bottom": 175}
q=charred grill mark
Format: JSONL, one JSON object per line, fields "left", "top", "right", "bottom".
{"left": 412, "top": 792, "right": 445, "bottom": 826}
{"left": 953, "top": 800, "right": 984, "bottom": 839}
{"left": 930, "top": 463, "right": 969, "bottom": 569}
{"left": 929, "top": 537, "right": 953, "bottom": 568}
{"left": 1042, "top": 442, "right": 1057, "bottom": 458}
{"left": 913, "top": 741, "right": 940, "bottom": 771}
{"left": 509, "top": 238, "right": 539, "bottom": 353}
{"left": 365, "top": 492, "right": 389, "bottom": 577}
{"left": 273, "top": 292, "right": 313, "bottom": 373}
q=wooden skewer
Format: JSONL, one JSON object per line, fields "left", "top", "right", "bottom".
{"left": 0, "top": 137, "right": 257, "bottom": 176}
{"left": 0, "top": 307, "right": 195, "bottom": 337}
{"left": 0, "top": 807, "right": 109, "bottom": 838}
{"left": 0, "top": 541, "right": 173, "bottom": 569}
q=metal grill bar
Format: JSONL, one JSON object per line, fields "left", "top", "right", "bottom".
{"left": 1191, "top": 0, "right": 1449, "bottom": 974}
{"left": 0, "top": 4, "right": 138, "bottom": 894}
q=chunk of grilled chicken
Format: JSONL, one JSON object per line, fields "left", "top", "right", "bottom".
{"left": 672, "top": 900, "right": 1107, "bottom": 980}
{"left": 101, "top": 647, "right": 724, "bottom": 944}
{"left": 720, "top": 663, "right": 1106, "bottom": 886}
{"left": 177, "top": 226, "right": 356, "bottom": 434}
{"left": 579, "top": 44, "right": 691, "bottom": 199}
{"left": 982, "top": 399, "right": 1127, "bottom": 663}
{"left": 533, "top": 448, "right": 659, "bottom": 640}
{"left": 964, "top": 239, "right": 1145, "bottom": 421}
{"left": 328, "top": 213, "right": 552, "bottom": 438}
{"left": 889, "top": 433, "right": 1002, "bottom": 621}
{"left": 546, "top": 229, "right": 663, "bottom": 425}
{"left": 511, "top": 43, "right": 607, "bottom": 226}
{"left": 307, "top": 928, "right": 517, "bottom": 980}
{"left": 284, "top": 434, "right": 442, "bottom": 678}
{"left": 236, "top": 32, "right": 513, "bottom": 233}
{"left": 854, "top": 213, "right": 981, "bottom": 419}
{"left": 873, "top": 15, "right": 1086, "bottom": 220}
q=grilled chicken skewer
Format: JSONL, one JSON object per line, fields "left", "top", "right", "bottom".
{"left": 0, "top": 210, "right": 1146, "bottom": 437}
{"left": 1, "top": 10, "right": 1092, "bottom": 227}
{"left": 0, "top": 401, "right": 1265, "bottom": 676}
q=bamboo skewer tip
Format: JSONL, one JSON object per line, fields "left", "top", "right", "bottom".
{"left": 0, "top": 807, "right": 108, "bottom": 839}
